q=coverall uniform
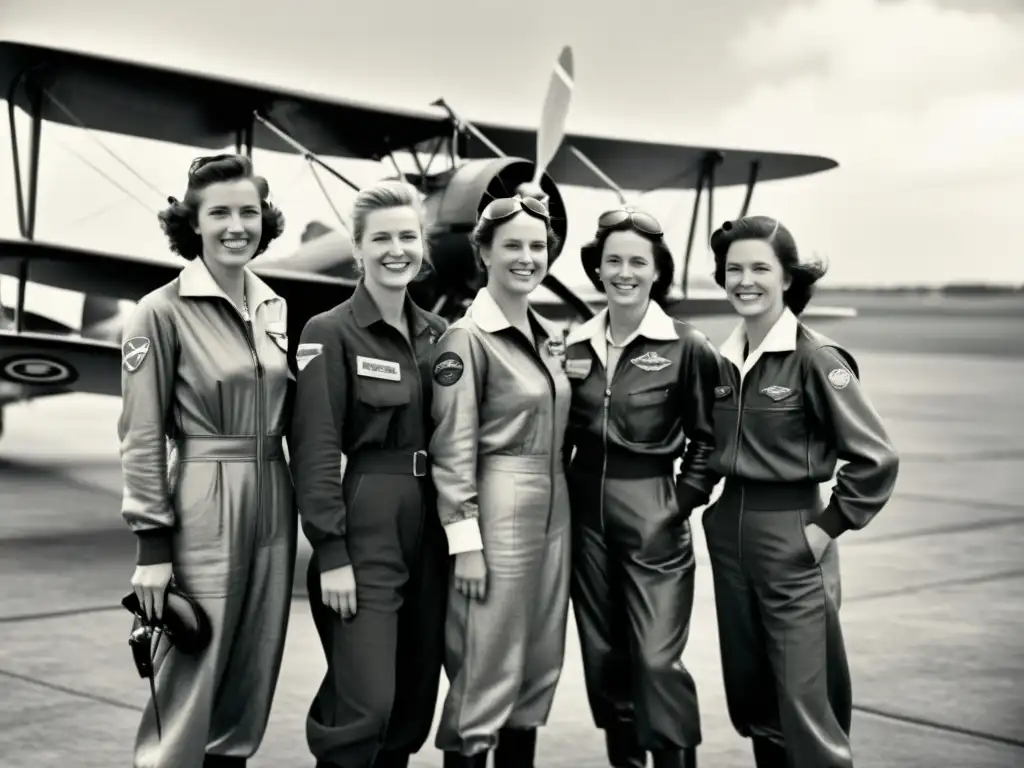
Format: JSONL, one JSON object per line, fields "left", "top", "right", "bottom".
{"left": 289, "top": 281, "right": 449, "bottom": 768}
{"left": 705, "top": 307, "right": 899, "bottom": 768}
{"left": 563, "top": 301, "right": 719, "bottom": 768}
{"left": 430, "top": 287, "right": 572, "bottom": 766}
{"left": 119, "top": 257, "right": 297, "bottom": 768}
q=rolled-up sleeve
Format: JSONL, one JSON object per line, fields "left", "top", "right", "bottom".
{"left": 429, "top": 327, "right": 487, "bottom": 555}
{"left": 117, "top": 297, "right": 177, "bottom": 566}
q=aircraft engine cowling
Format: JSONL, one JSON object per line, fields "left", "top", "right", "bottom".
{"left": 414, "top": 157, "right": 568, "bottom": 313}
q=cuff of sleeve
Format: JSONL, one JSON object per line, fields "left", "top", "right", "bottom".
{"left": 444, "top": 518, "right": 484, "bottom": 555}
{"left": 815, "top": 501, "right": 849, "bottom": 539}
{"left": 675, "top": 480, "right": 708, "bottom": 518}
{"left": 315, "top": 538, "right": 352, "bottom": 572}
{"left": 135, "top": 529, "right": 174, "bottom": 565}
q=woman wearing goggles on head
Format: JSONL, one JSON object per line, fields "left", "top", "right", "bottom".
{"left": 703, "top": 216, "right": 899, "bottom": 768}
{"left": 562, "top": 207, "right": 719, "bottom": 768}
{"left": 428, "top": 195, "right": 573, "bottom": 768}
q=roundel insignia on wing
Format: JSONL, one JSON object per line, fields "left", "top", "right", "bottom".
{"left": 0, "top": 354, "right": 78, "bottom": 386}
{"left": 827, "top": 368, "right": 852, "bottom": 390}
{"left": 433, "top": 351, "right": 464, "bottom": 387}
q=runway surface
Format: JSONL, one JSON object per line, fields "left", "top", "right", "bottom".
{"left": 1, "top": 305, "right": 1022, "bottom": 767}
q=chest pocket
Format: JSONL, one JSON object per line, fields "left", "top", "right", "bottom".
{"left": 355, "top": 378, "right": 412, "bottom": 445}
{"left": 618, "top": 382, "right": 673, "bottom": 444}
{"left": 266, "top": 329, "right": 289, "bottom": 355}
{"left": 747, "top": 386, "right": 806, "bottom": 455}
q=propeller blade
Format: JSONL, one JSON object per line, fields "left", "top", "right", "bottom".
{"left": 569, "top": 145, "right": 628, "bottom": 204}
{"left": 531, "top": 45, "right": 575, "bottom": 185}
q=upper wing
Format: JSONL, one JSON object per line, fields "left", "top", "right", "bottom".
{"left": 2, "top": 41, "right": 837, "bottom": 191}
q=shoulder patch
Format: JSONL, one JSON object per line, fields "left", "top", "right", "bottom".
{"left": 296, "top": 343, "right": 324, "bottom": 372}
{"left": 827, "top": 368, "right": 852, "bottom": 390}
{"left": 433, "top": 351, "right": 464, "bottom": 386}
{"left": 122, "top": 336, "right": 151, "bottom": 373}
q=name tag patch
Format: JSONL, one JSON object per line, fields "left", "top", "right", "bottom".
{"left": 296, "top": 343, "right": 323, "bottom": 372}
{"left": 433, "top": 351, "right": 464, "bottom": 386}
{"left": 564, "top": 357, "right": 593, "bottom": 380}
{"left": 357, "top": 356, "right": 401, "bottom": 381}
{"left": 760, "top": 385, "right": 794, "bottom": 402}
{"left": 630, "top": 351, "right": 672, "bottom": 372}
{"left": 714, "top": 385, "right": 732, "bottom": 399}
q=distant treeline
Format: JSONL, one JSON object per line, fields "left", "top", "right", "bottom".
{"left": 819, "top": 284, "right": 1023, "bottom": 296}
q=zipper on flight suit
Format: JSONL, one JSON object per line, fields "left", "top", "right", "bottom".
{"left": 730, "top": 365, "right": 748, "bottom": 568}
{"left": 597, "top": 346, "right": 633, "bottom": 535}
{"left": 228, "top": 301, "right": 265, "bottom": 542}
{"left": 511, "top": 329, "right": 559, "bottom": 535}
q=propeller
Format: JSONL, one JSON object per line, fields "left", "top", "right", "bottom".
{"left": 516, "top": 45, "right": 574, "bottom": 204}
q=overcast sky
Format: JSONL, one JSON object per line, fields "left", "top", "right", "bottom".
{"left": 2, "top": 0, "right": 1022, "bottom": 314}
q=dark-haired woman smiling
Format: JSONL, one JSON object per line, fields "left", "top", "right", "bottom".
{"left": 703, "top": 216, "right": 899, "bottom": 768}
{"left": 119, "top": 154, "right": 295, "bottom": 768}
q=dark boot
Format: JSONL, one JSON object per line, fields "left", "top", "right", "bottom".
{"left": 203, "top": 757, "right": 246, "bottom": 768}
{"left": 494, "top": 727, "right": 537, "bottom": 768}
{"left": 442, "top": 751, "right": 488, "bottom": 768}
{"left": 605, "top": 726, "right": 646, "bottom": 768}
{"left": 372, "top": 751, "right": 410, "bottom": 768}
{"left": 752, "top": 737, "right": 787, "bottom": 768}
{"left": 651, "top": 747, "right": 697, "bottom": 768}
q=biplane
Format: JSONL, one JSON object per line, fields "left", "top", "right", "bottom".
{"left": 0, "top": 39, "right": 841, "bottom": 439}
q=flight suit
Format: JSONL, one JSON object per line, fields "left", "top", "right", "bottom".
{"left": 563, "top": 302, "right": 719, "bottom": 768}
{"left": 119, "top": 257, "right": 297, "bottom": 768}
{"left": 705, "top": 307, "right": 899, "bottom": 768}
{"left": 289, "top": 280, "right": 449, "bottom": 768}
{"left": 429, "top": 287, "right": 572, "bottom": 763}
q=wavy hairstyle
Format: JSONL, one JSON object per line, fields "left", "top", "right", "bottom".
{"left": 579, "top": 218, "right": 675, "bottom": 305}
{"left": 157, "top": 154, "right": 285, "bottom": 261}
{"left": 709, "top": 215, "right": 827, "bottom": 315}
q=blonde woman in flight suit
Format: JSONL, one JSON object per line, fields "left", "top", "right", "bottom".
{"left": 289, "top": 181, "right": 449, "bottom": 768}
{"left": 429, "top": 194, "right": 571, "bottom": 768}
{"left": 564, "top": 208, "right": 720, "bottom": 768}
{"left": 704, "top": 216, "right": 899, "bottom": 768}
{"left": 120, "top": 154, "right": 295, "bottom": 768}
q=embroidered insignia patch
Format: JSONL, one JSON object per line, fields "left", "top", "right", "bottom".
{"left": 356, "top": 356, "right": 401, "bottom": 381}
{"left": 761, "top": 385, "right": 794, "bottom": 402}
{"left": 296, "top": 343, "right": 323, "bottom": 372}
{"left": 564, "top": 358, "right": 593, "bottom": 380}
{"left": 828, "top": 368, "right": 852, "bottom": 390}
{"left": 714, "top": 385, "right": 732, "bottom": 398}
{"left": 122, "top": 337, "right": 151, "bottom": 373}
{"left": 630, "top": 351, "right": 672, "bottom": 372}
{"left": 433, "top": 351, "right": 464, "bottom": 386}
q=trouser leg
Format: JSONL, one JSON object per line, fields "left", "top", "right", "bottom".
{"left": 207, "top": 463, "right": 297, "bottom": 757}
{"left": 306, "top": 474, "right": 419, "bottom": 768}
{"left": 702, "top": 501, "right": 781, "bottom": 745}
{"left": 436, "top": 467, "right": 558, "bottom": 757}
{"left": 378, "top": 504, "right": 448, "bottom": 760}
{"left": 133, "top": 460, "right": 271, "bottom": 768}
{"left": 609, "top": 476, "right": 701, "bottom": 751}
{"left": 749, "top": 508, "right": 853, "bottom": 768}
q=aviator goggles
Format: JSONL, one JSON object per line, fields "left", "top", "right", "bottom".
{"left": 480, "top": 195, "right": 551, "bottom": 222}
{"left": 597, "top": 207, "right": 664, "bottom": 236}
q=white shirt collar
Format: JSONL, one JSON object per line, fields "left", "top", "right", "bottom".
{"left": 566, "top": 301, "right": 678, "bottom": 368}
{"left": 720, "top": 306, "right": 799, "bottom": 383}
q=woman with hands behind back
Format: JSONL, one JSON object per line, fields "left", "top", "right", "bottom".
{"left": 120, "top": 154, "right": 295, "bottom": 768}
{"left": 289, "top": 181, "right": 449, "bottom": 768}
{"left": 429, "top": 195, "right": 572, "bottom": 768}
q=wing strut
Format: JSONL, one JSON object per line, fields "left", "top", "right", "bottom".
{"left": 252, "top": 111, "right": 361, "bottom": 192}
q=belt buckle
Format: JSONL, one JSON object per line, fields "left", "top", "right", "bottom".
{"left": 412, "top": 450, "right": 428, "bottom": 478}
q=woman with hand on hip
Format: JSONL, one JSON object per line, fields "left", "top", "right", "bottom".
{"left": 563, "top": 207, "right": 719, "bottom": 768}
{"left": 704, "top": 215, "right": 899, "bottom": 768}
{"left": 120, "top": 154, "right": 295, "bottom": 768}
{"left": 429, "top": 194, "right": 572, "bottom": 768}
